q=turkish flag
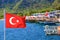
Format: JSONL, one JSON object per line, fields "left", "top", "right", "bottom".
{"left": 6, "top": 13, "right": 26, "bottom": 28}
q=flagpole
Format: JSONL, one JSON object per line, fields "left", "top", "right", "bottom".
{"left": 4, "top": 9, "right": 6, "bottom": 40}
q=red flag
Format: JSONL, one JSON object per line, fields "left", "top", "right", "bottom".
{"left": 6, "top": 13, "right": 26, "bottom": 28}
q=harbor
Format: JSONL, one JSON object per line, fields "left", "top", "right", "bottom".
{"left": 26, "top": 10, "right": 60, "bottom": 35}
{"left": 0, "top": 20, "right": 60, "bottom": 40}
{"left": 0, "top": 0, "right": 60, "bottom": 40}
{"left": 26, "top": 10, "right": 60, "bottom": 23}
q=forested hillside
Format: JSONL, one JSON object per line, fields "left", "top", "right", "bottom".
{"left": 0, "top": 0, "right": 60, "bottom": 18}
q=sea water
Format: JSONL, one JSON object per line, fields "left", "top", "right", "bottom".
{"left": 5, "top": 22, "right": 60, "bottom": 40}
{"left": 0, "top": 20, "right": 60, "bottom": 40}
{"left": 0, "top": 20, "right": 4, "bottom": 40}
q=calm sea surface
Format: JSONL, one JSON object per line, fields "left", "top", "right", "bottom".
{"left": 0, "top": 20, "right": 4, "bottom": 40}
{"left": 0, "top": 20, "right": 60, "bottom": 40}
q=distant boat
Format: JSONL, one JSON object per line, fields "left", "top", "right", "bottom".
{"left": 44, "top": 25, "right": 58, "bottom": 35}
{"left": 44, "top": 25, "right": 60, "bottom": 35}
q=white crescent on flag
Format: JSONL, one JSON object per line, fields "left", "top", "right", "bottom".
{"left": 9, "top": 17, "right": 19, "bottom": 25}
{"left": 9, "top": 17, "right": 16, "bottom": 25}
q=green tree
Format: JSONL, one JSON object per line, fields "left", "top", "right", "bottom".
{"left": 52, "top": 0, "right": 60, "bottom": 10}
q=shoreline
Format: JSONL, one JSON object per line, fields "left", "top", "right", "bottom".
{"left": 0, "top": 19, "right": 4, "bottom": 20}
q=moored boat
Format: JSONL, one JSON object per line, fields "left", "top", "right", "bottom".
{"left": 44, "top": 25, "right": 60, "bottom": 35}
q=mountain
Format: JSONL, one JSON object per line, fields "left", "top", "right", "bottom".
{"left": 0, "top": 0, "right": 60, "bottom": 12}
{"left": 52, "top": 0, "right": 60, "bottom": 10}
{"left": 19, "top": 0, "right": 54, "bottom": 9}
{"left": 0, "top": 0, "right": 60, "bottom": 18}
{"left": 0, "top": 0, "right": 54, "bottom": 9}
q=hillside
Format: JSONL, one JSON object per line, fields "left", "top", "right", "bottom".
{"left": 0, "top": 0, "right": 54, "bottom": 9}
{"left": 0, "top": 0, "right": 60, "bottom": 18}
{"left": 2, "top": 0, "right": 55, "bottom": 12}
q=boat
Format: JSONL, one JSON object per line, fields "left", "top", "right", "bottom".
{"left": 44, "top": 25, "right": 60, "bottom": 35}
